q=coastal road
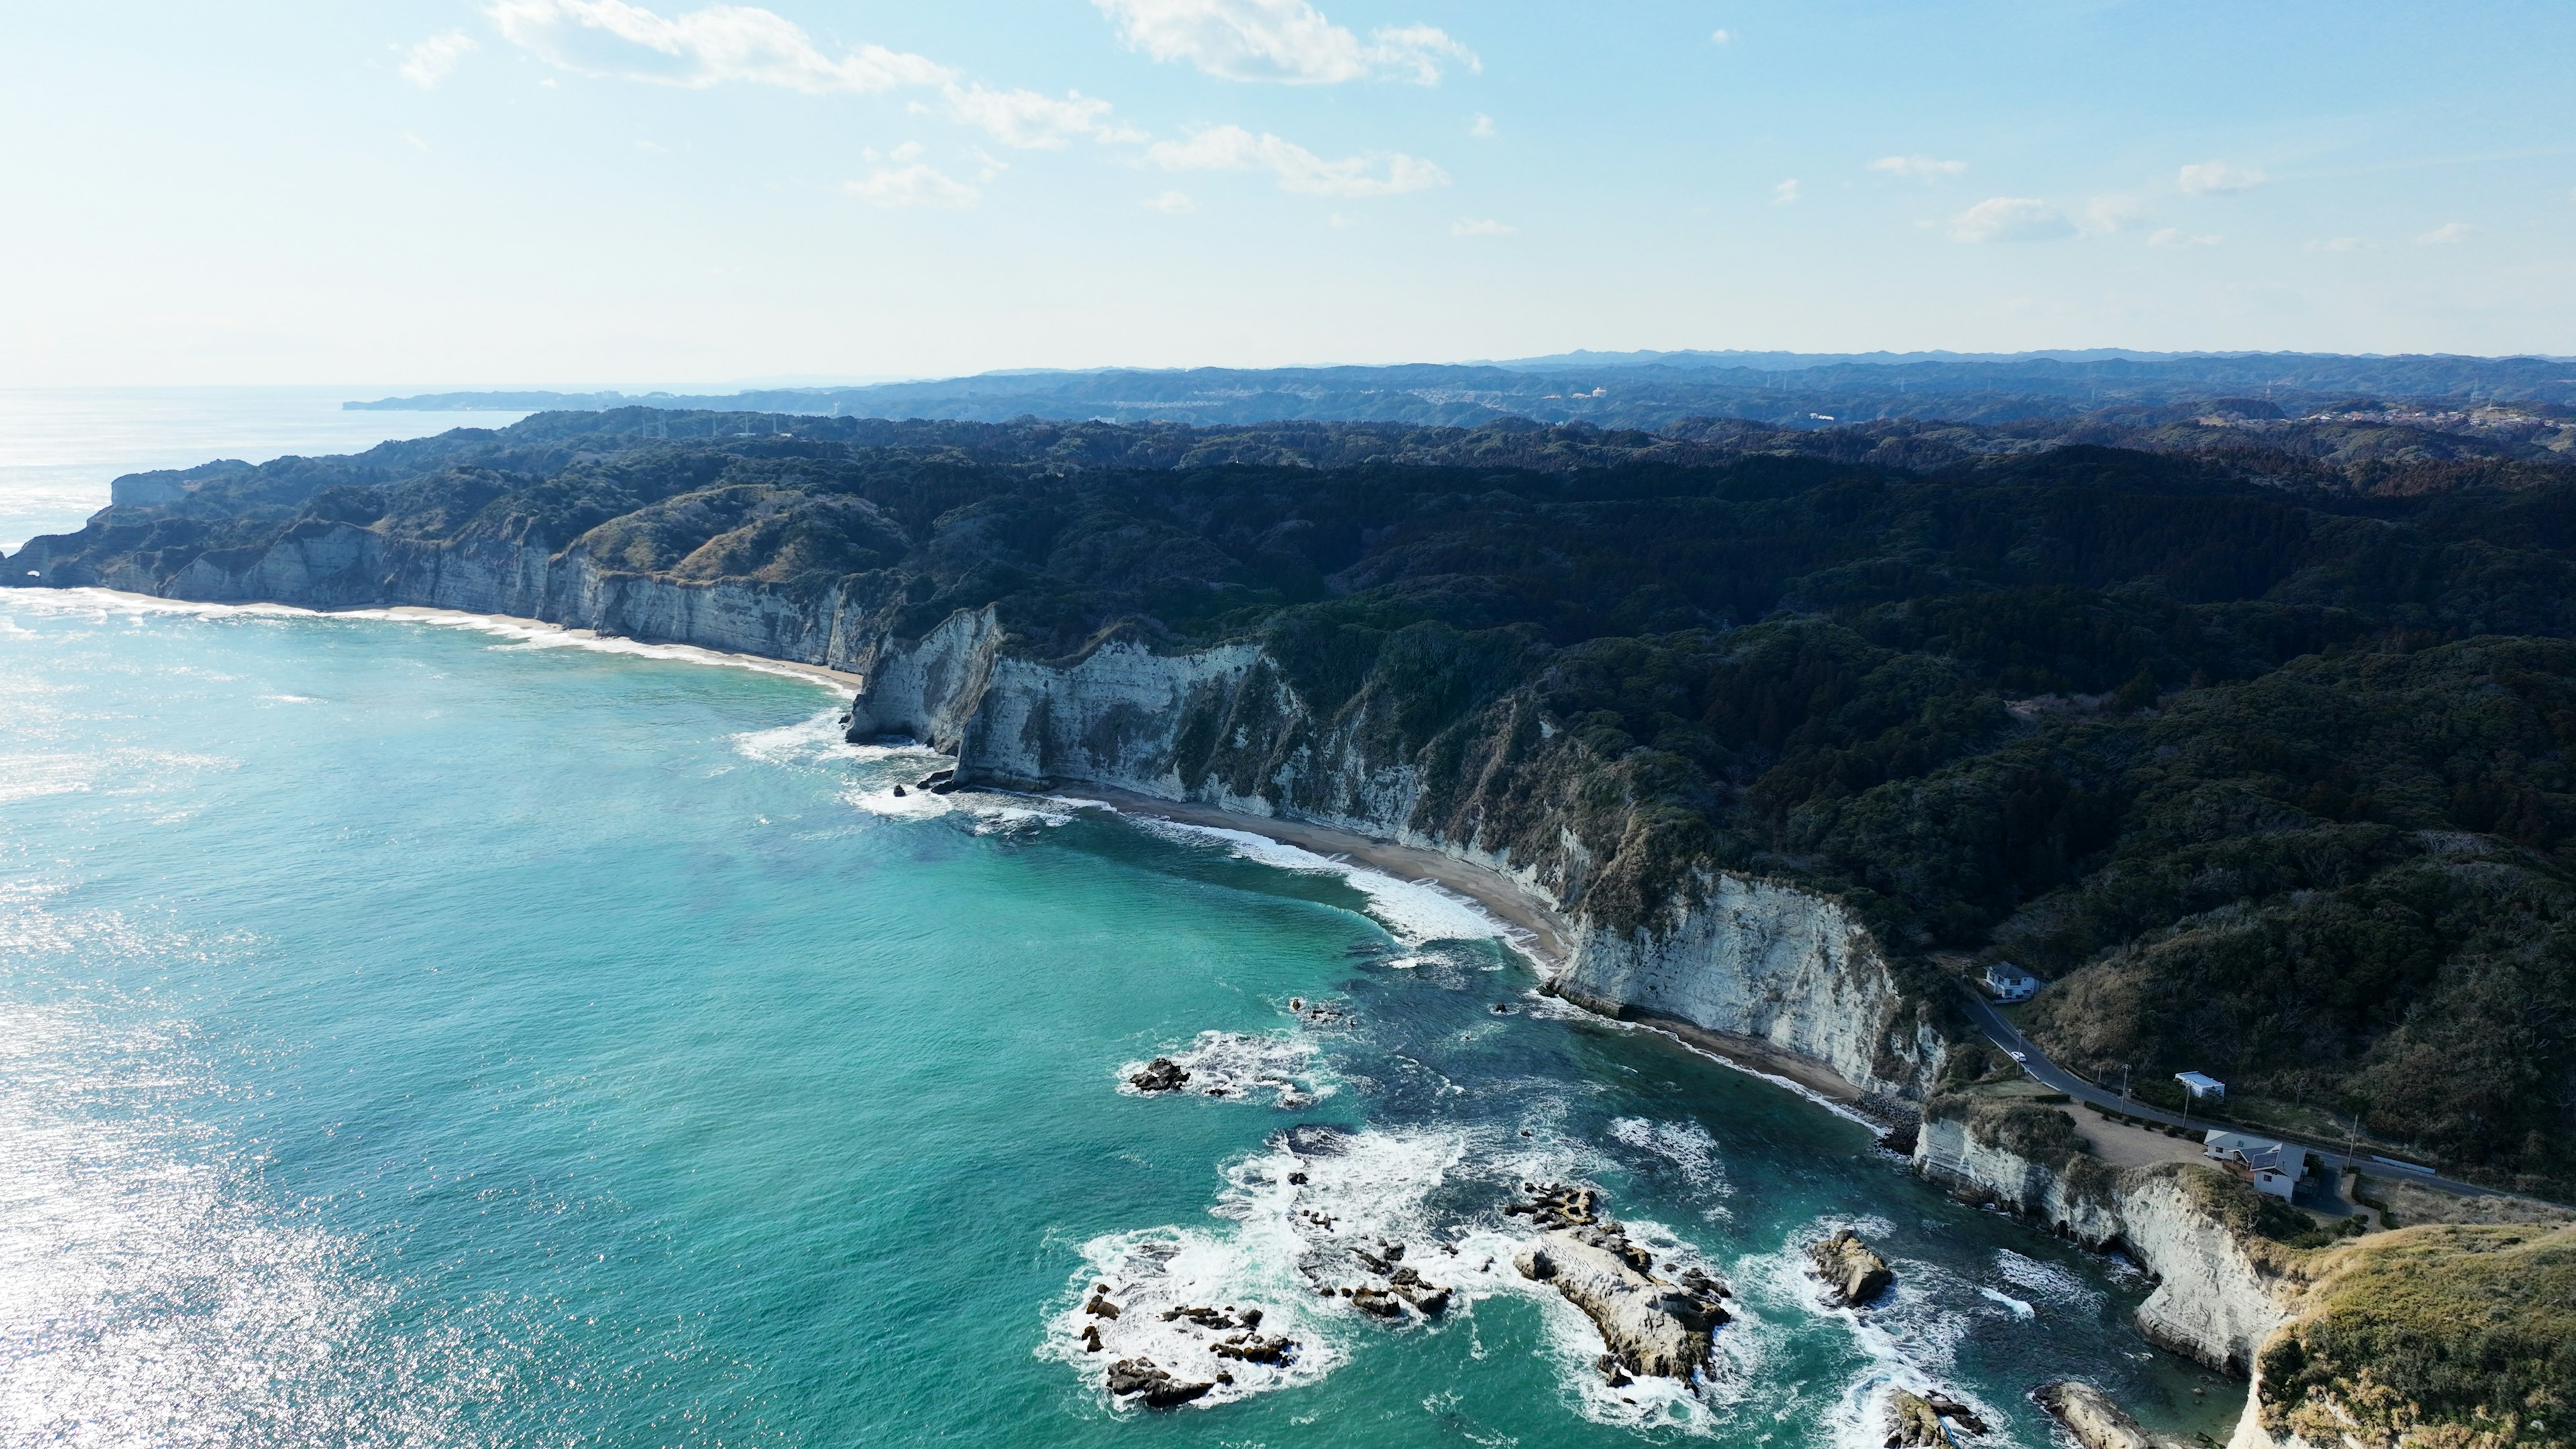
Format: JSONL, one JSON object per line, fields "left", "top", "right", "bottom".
{"left": 1953, "top": 991, "right": 2518, "bottom": 1203}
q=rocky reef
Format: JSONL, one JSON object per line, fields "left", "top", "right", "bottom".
{"left": 1806, "top": 1228, "right": 1895, "bottom": 1307}
{"left": 2037, "top": 1380, "right": 2186, "bottom": 1449}
{"left": 1507, "top": 1183, "right": 1731, "bottom": 1383}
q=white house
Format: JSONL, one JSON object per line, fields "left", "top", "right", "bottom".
{"left": 2204, "top": 1130, "right": 2300, "bottom": 1201}
{"left": 2174, "top": 1071, "right": 2225, "bottom": 1102}
{"left": 1979, "top": 961, "right": 2037, "bottom": 1002}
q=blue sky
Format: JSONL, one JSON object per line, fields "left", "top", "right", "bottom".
{"left": 4, "top": 1, "right": 2571, "bottom": 386}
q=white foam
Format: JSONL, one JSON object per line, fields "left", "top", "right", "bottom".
{"left": 1992, "top": 1248, "right": 2103, "bottom": 1311}
{"left": 1754, "top": 1220, "right": 2008, "bottom": 1449}
{"left": 1117, "top": 1031, "right": 1333, "bottom": 1108}
{"left": 3, "top": 589, "right": 853, "bottom": 692}
{"left": 1978, "top": 1287, "right": 2037, "bottom": 1318}
{"left": 1104, "top": 812, "right": 1509, "bottom": 947}
{"left": 1042, "top": 1126, "right": 1472, "bottom": 1411}
{"left": 1607, "top": 1116, "right": 1733, "bottom": 1214}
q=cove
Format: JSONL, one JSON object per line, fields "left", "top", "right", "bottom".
{"left": 0, "top": 593, "right": 2235, "bottom": 1448}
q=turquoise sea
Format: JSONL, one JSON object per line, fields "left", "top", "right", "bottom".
{"left": 0, "top": 396, "right": 2238, "bottom": 1448}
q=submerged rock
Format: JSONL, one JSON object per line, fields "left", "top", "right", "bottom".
{"left": 1128, "top": 1057, "right": 1191, "bottom": 1093}
{"left": 1511, "top": 1185, "right": 1729, "bottom": 1380}
{"left": 1808, "top": 1228, "right": 1894, "bottom": 1306}
{"left": 2035, "top": 1381, "right": 2186, "bottom": 1449}
{"left": 1104, "top": 1357, "right": 1213, "bottom": 1409}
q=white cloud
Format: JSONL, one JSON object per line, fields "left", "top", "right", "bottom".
{"left": 2416, "top": 221, "right": 2477, "bottom": 244}
{"left": 1451, "top": 217, "right": 1514, "bottom": 235}
{"left": 941, "top": 84, "right": 1116, "bottom": 149}
{"left": 1772, "top": 178, "right": 1801, "bottom": 205}
{"left": 2178, "top": 160, "right": 2267, "bottom": 195}
{"left": 2149, "top": 227, "right": 2220, "bottom": 248}
{"left": 487, "top": 0, "right": 951, "bottom": 93}
{"left": 1710, "top": 28, "right": 1732, "bottom": 44}
{"left": 2080, "top": 194, "right": 2143, "bottom": 235}
{"left": 1467, "top": 112, "right": 1497, "bottom": 140}
{"left": 1093, "top": 0, "right": 1476, "bottom": 84}
{"left": 1950, "top": 197, "right": 2074, "bottom": 243}
{"left": 1146, "top": 124, "right": 1447, "bottom": 197}
{"left": 1867, "top": 154, "right": 1966, "bottom": 181}
{"left": 845, "top": 164, "right": 979, "bottom": 209}
{"left": 402, "top": 131, "right": 434, "bottom": 154}
{"left": 1143, "top": 190, "right": 1195, "bottom": 213}
{"left": 400, "top": 31, "right": 479, "bottom": 89}
{"left": 2308, "top": 236, "right": 2372, "bottom": 253}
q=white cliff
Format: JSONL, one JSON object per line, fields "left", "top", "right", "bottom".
{"left": 850, "top": 610, "right": 1947, "bottom": 1099}
{"left": 1915, "top": 1099, "right": 2296, "bottom": 1448}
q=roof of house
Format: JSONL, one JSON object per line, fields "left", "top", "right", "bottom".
{"left": 2205, "top": 1130, "right": 2296, "bottom": 1175}
{"left": 2174, "top": 1071, "right": 2225, "bottom": 1091}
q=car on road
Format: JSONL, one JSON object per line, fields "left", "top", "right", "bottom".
{"left": 2008, "top": 1050, "right": 2029, "bottom": 1064}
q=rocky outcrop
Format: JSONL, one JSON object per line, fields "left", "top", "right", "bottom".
{"left": 1806, "top": 1229, "right": 1894, "bottom": 1307}
{"left": 1507, "top": 1184, "right": 1730, "bottom": 1381}
{"left": 1885, "top": 1390, "right": 1951, "bottom": 1448}
{"left": 2036, "top": 1381, "right": 2187, "bottom": 1449}
{"left": 1104, "top": 1358, "right": 1214, "bottom": 1409}
{"left": 1917, "top": 1100, "right": 2301, "bottom": 1449}
{"left": 1916, "top": 1102, "right": 2289, "bottom": 1376}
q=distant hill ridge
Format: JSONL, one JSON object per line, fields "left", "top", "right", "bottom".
{"left": 348, "top": 351, "right": 2576, "bottom": 430}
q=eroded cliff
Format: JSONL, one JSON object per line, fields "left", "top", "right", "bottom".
{"left": 848, "top": 612, "right": 1949, "bottom": 1097}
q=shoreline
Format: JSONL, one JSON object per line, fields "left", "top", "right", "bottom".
{"left": 1052, "top": 786, "right": 1576, "bottom": 966}
{"left": 29, "top": 585, "right": 1890, "bottom": 1124}
{"left": 11, "top": 589, "right": 869, "bottom": 693}
{"left": 1051, "top": 785, "right": 1890, "bottom": 1121}
{"left": 357, "top": 606, "right": 870, "bottom": 692}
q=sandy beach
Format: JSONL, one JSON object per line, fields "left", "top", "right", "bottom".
{"left": 1054, "top": 786, "right": 1890, "bottom": 1116}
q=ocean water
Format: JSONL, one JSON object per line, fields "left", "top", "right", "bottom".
{"left": 0, "top": 592, "right": 2247, "bottom": 1449}
{"left": 0, "top": 388, "right": 529, "bottom": 553}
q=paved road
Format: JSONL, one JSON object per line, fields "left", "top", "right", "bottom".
{"left": 1954, "top": 991, "right": 2518, "bottom": 1203}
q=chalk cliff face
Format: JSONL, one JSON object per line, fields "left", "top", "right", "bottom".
{"left": 36, "top": 515, "right": 1947, "bottom": 1102}
{"left": 1915, "top": 1106, "right": 2291, "bottom": 1376}
{"left": 851, "top": 613, "right": 1947, "bottom": 1098}
{"left": 40, "top": 526, "right": 885, "bottom": 674}
{"left": 1915, "top": 1104, "right": 2298, "bottom": 1449}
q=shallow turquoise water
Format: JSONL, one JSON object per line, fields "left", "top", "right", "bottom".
{"left": 0, "top": 593, "right": 2239, "bottom": 1448}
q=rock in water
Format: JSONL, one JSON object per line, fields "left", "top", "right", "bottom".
{"left": 2034, "top": 1381, "right": 2187, "bottom": 1449}
{"left": 1128, "top": 1057, "right": 1190, "bottom": 1092}
{"left": 1886, "top": 1389, "right": 1953, "bottom": 1447}
{"left": 1509, "top": 1185, "right": 1729, "bottom": 1379}
{"left": 1924, "top": 1393, "right": 1988, "bottom": 1436}
{"left": 1807, "top": 1229, "right": 1894, "bottom": 1306}
{"left": 1104, "top": 1358, "right": 1214, "bottom": 1409}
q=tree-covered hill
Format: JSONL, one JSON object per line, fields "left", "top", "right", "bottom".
{"left": 345, "top": 352, "right": 2576, "bottom": 431}
{"left": 12, "top": 409, "right": 2576, "bottom": 1193}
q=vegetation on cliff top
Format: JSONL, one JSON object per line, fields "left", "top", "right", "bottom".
{"left": 9, "top": 407, "right": 2576, "bottom": 1193}
{"left": 2260, "top": 1224, "right": 2576, "bottom": 1449}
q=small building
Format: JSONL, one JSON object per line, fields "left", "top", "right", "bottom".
{"left": 2205, "top": 1130, "right": 2300, "bottom": 1201}
{"left": 2174, "top": 1071, "right": 2226, "bottom": 1102}
{"left": 1980, "top": 961, "right": 2038, "bottom": 1002}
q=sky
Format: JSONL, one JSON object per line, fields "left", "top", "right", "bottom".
{"left": 3, "top": 0, "right": 2572, "bottom": 387}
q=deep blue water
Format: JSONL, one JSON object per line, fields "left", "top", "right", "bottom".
{"left": 0, "top": 592, "right": 2239, "bottom": 1448}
